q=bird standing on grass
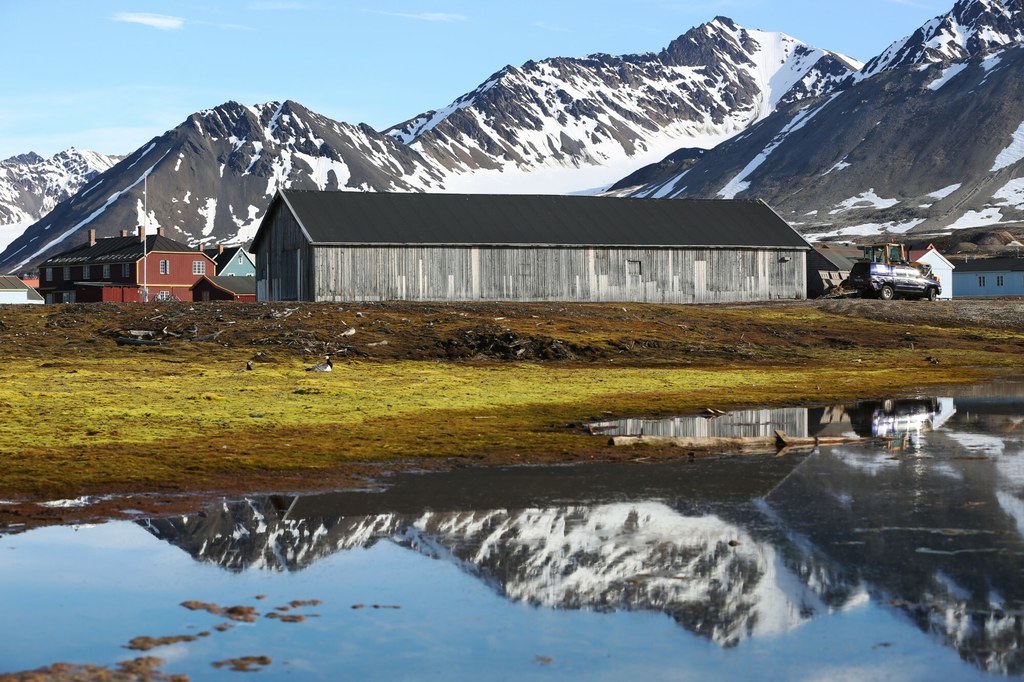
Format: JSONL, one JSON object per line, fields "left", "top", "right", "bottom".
{"left": 306, "top": 356, "right": 333, "bottom": 372}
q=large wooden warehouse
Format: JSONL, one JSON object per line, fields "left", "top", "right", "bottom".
{"left": 251, "top": 190, "right": 810, "bottom": 303}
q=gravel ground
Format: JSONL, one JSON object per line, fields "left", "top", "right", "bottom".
{"left": 815, "top": 297, "right": 1024, "bottom": 331}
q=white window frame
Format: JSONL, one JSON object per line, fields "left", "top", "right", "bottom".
{"left": 102, "top": 264, "right": 111, "bottom": 279}
{"left": 193, "top": 260, "right": 206, "bottom": 276}
{"left": 159, "top": 259, "right": 170, "bottom": 275}
{"left": 83, "top": 265, "right": 91, "bottom": 280}
{"left": 63, "top": 266, "right": 71, "bottom": 280}
{"left": 122, "top": 263, "right": 131, "bottom": 277}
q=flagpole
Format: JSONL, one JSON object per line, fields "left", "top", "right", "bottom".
{"left": 143, "top": 176, "right": 149, "bottom": 303}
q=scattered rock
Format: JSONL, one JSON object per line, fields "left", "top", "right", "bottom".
{"left": 211, "top": 656, "right": 272, "bottom": 673}
{"left": 125, "top": 635, "right": 198, "bottom": 651}
{"left": 180, "top": 600, "right": 258, "bottom": 623}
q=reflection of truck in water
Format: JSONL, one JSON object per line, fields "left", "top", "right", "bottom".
{"left": 847, "top": 398, "right": 942, "bottom": 445}
{"left": 848, "top": 243, "right": 941, "bottom": 301}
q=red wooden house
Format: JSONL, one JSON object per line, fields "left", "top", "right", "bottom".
{"left": 37, "top": 227, "right": 217, "bottom": 303}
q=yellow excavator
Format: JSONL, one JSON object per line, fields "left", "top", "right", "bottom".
{"left": 861, "top": 242, "right": 908, "bottom": 265}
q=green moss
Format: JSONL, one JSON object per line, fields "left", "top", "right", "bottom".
{"left": 1, "top": 299, "right": 1020, "bottom": 497}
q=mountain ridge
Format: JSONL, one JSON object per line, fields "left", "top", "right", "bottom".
{"left": 0, "top": 148, "right": 121, "bottom": 257}
{"left": 5, "top": 1, "right": 1024, "bottom": 272}
{"left": 620, "top": 0, "right": 1024, "bottom": 240}
{"left": 0, "top": 18, "right": 858, "bottom": 273}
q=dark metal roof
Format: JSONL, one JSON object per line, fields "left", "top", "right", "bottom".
{"left": 811, "top": 245, "right": 858, "bottom": 270}
{"left": 0, "top": 275, "right": 33, "bottom": 291}
{"left": 256, "top": 191, "right": 810, "bottom": 250}
{"left": 949, "top": 256, "right": 1024, "bottom": 272}
{"left": 192, "top": 275, "right": 256, "bottom": 295}
{"left": 40, "top": 235, "right": 200, "bottom": 266}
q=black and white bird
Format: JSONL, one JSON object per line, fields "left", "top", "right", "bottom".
{"left": 306, "top": 355, "right": 333, "bottom": 372}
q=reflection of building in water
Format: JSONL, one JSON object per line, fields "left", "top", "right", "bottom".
{"left": 590, "top": 399, "right": 957, "bottom": 450}
{"left": 590, "top": 408, "right": 809, "bottom": 438}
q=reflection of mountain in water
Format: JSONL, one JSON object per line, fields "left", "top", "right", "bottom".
{"left": 143, "top": 498, "right": 838, "bottom": 648}
{"left": 141, "top": 386, "right": 1024, "bottom": 673}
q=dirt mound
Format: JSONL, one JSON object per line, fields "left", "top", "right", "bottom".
{"left": 974, "top": 230, "right": 1018, "bottom": 247}
{"left": 438, "top": 324, "right": 599, "bottom": 361}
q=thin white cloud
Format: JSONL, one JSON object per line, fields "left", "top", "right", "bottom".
{"left": 112, "top": 13, "right": 185, "bottom": 30}
{"left": 368, "top": 10, "right": 467, "bottom": 22}
{"left": 884, "top": 0, "right": 939, "bottom": 8}
{"left": 533, "top": 21, "right": 568, "bottom": 33}
{"left": 249, "top": 1, "right": 309, "bottom": 8}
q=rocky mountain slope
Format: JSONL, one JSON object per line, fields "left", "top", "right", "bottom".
{"left": 7, "top": 0, "right": 1024, "bottom": 271}
{"left": 0, "top": 19, "right": 858, "bottom": 274}
{"left": 620, "top": 0, "right": 1024, "bottom": 241}
{"left": 389, "top": 17, "right": 859, "bottom": 193}
{"left": 0, "top": 101, "right": 446, "bottom": 275}
{"left": 0, "top": 148, "right": 120, "bottom": 257}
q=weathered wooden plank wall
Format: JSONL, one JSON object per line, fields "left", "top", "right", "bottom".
{"left": 309, "top": 245, "right": 806, "bottom": 303}
{"left": 255, "top": 204, "right": 314, "bottom": 302}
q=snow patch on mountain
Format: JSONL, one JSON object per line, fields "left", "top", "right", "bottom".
{"left": 717, "top": 94, "right": 840, "bottom": 199}
{"left": 231, "top": 205, "right": 263, "bottom": 245}
{"left": 991, "top": 120, "right": 1024, "bottom": 170}
{"left": 199, "top": 198, "right": 217, "bottom": 237}
{"left": 993, "top": 177, "right": 1024, "bottom": 208}
{"left": 927, "top": 62, "right": 970, "bottom": 89}
{"left": 951, "top": 207, "right": 1005, "bottom": 228}
{"left": 830, "top": 190, "right": 902, "bottom": 214}
{"left": 930, "top": 183, "right": 963, "bottom": 199}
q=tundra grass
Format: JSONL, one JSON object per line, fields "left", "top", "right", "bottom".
{"left": 0, "top": 347, "right": 1006, "bottom": 496}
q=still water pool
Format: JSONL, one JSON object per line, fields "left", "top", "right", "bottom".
{"left": 2, "top": 382, "right": 1023, "bottom": 680}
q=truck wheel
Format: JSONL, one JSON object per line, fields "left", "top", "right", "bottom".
{"left": 927, "top": 287, "right": 938, "bottom": 301}
{"left": 879, "top": 284, "right": 895, "bottom": 301}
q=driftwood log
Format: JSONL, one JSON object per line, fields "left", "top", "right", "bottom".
{"left": 609, "top": 429, "right": 889, "bottom": 454}
{"left": 115, "top": 337, "right": 165, "bottom": 347}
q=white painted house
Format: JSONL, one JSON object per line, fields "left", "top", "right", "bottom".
{"left": 0, "top": 276, "right": 43, "bottom": 304}
{"left": 909, "top": 246, "right": 955, "bottom": 300}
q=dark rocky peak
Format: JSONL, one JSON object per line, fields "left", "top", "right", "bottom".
{"left": 3, "top": 151, "right": 45, "bottom": 165}
{"left": 660, "top": 17, "right": 754, "bottom": 68}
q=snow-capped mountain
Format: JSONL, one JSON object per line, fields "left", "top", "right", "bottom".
{"left": 0, "top": 19, "right": 858, "bottom": 274}
{"left": 391, "top": 17, "right": 860, "bottom": 194}
{"left": 861, "top": 0, "right": 1024, "bottom": 78}
{"left": 0, "top": 101, "right": 446, "bottom": 274}
{"left": 0, "top": 148, "right": 120, "bottom": 257}
{"left": 621, "top": 0, "right": 1024, "bottom": 240}
{"left": 8, "top": 0, "right": 1024, "bottom": 270}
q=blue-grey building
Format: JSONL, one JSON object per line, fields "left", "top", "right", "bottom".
{"left": 204, "top": 245, "right": 255, "bottom": 278}
{"left": 950, "top": 256, "right": 1024, "bottom": 297}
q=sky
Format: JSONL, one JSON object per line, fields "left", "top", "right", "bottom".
{"left": 0, "top": 0, "right": 953, "bottom": 161}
